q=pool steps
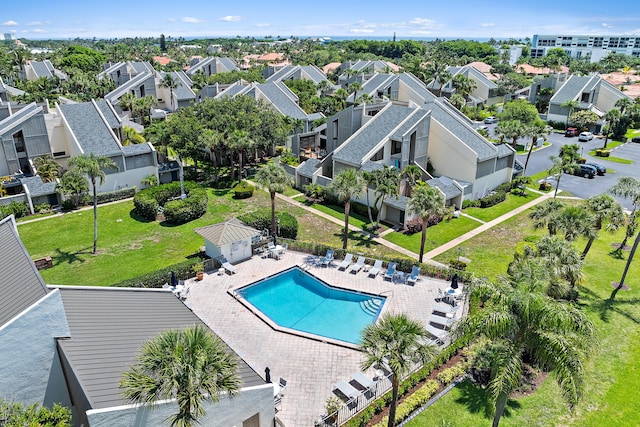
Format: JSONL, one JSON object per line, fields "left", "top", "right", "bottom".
{"left": 360, "top": 298, "right": 383, "bottom": 315}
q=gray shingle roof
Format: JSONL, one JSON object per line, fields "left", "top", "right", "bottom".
{"left": 255, "top": 82, "right": 308, "bottom": 120}
{"left": 0, "top": 103, "right": 42, "bottom": 136}
{"left": 55, "top": 286, "right": 265, "bottom": 410}
{"left": 217, "top": 57, "right": 239, "bottom": 72}
{"left": 332, "top": 104, "right": 415, "bottom": 166}
{"left": 129, "top": 61, "right": 154, "bottom": 75}
{"left": 94, "top": 100, "right": 121, "bottom": 129}
{"left": 97, "top": 62, "right": 126, "bottom": 80}
{"left": 495, "top": 143, "right": 515, "bottom": 158}
{"left": 20, "top": 175, "right": 58, "bottom": 197}
{"left": 195, "top": 221, "right": 260, "bottom": 246}
{"left": 383, "top": 194, "right": 409, "bottom": 210}
{"left": 58, "top": 102, "right": 122, "bottom": 156}
{"left": 425, "top": 99, "right": 498, "bottom": 162}
{"left": 104, "top": 72, "right": 153, "bottom": 104}
{"left": 30, "top": 61, "right": 53, "bottom": 79}
{"left": 0, "top": 216, "right": 49, "bottom": 328}
{"left": 217, "top": 82, "right": 249, "bottom": 98}
{"left": 164, "top": 71, "right": 196, "bottom": 101}
{"left": 550, "top": 75, "right": 591, "bottom": 105}
{"left": 297, "top": 158, "right": 321, "bottom": 177}
{"left": 397, "top": 73, "right": 437, "bottom": 103}
{"left": 122, "top": 142, "right": 152, "bottom": 156}
{"left": 428, "top": 176, "right": 462, "bottom": 199}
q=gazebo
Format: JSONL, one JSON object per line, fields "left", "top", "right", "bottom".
{"left": 194, "top": 219, "right": 261, "bottom": 264}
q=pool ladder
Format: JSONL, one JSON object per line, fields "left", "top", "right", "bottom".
{"left": 360, "top": 298, "right": 383, "bottom": 315}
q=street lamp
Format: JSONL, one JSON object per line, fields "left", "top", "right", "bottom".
{"left": 277, "top": 219, "right": 281, "bottom": 236}
{"left": 457, "top": 247, "right": 462, "bottom": 262}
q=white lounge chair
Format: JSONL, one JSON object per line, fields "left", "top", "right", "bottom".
{"left": 348, "top": 256, "right": 366, "bottom": 274}
{"left": 406, "top": 266, "right": 421, "bottom": 285}
{"left": 432, "top": 302, "right": 460, "bottom": 315}
{"left": 429, "top": 314, "right": 456, "bottom": 328}
{"left": 368, "top": 260, "right": 383, "bottom": 277}
{"left": 320, "top": 249, "right": 334, "bottom": 267}
{"left": 220, "top": 257, "right": 237, "bottom": 274}
{"left": 334, "top": 380, "right": 360, "bottom": 402}
{"left": 338, "top": 253, "right": 354, "bottom": 271}
{"left": 351, "top": 372, "right": 375, "bottom": 390}
{"left": 383, "top": 262, "right": 397, "bottom": 281}
{"left": 425, "top": 324, "right": 449, "bottom": 343}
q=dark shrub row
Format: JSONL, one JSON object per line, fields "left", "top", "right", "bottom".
{"left": 163, "top": 187, "right": 208, "bottom": 224}
{"left": 0, "top": 201, "right": 30, "bottom": 219}
{"left": 133, "top": 181, "right": 206, "bottom": 223}
{"left": 232, "top": 181, "right": 254, "bottom": 199}
{"left": 238, "top": 208, "right": 298, "bottom": 239}
{"left": 96, "top": 187, "right": 136, "bottom": 204}
{"left": 111, "top": 258, "right": 203, "bottom": 288}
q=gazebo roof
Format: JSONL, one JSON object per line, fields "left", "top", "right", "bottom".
{"left": 194, "top": 220, "right": 260, "bottom": 246}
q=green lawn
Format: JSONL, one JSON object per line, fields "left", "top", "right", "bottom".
{"left": 384, "top": 216, "right": 479, "bottom": 256}
{"left": 463, "top": 191, "right": 542, "bottom": 223}
{"left": 309, "top": 203, "right": 373, "bottom": 231}
{"left": 410, "top": 208, "right": 640, "bottom": 426}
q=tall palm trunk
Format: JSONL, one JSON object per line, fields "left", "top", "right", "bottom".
{"left": 387, "top": 377, "right": 400, "bottom": 427}
{"left": 523, "top": 139, "right": 536, "bottom": 175}
{"left": 610, "top": 229, "right": 640, "bottom": 301}
{"left": 419, "top": 220, "right": 427, "bottom": 263}
{"left": 492, "top": 392, "right": 509, "bottom": 427}
{"left": 343, "top": 199, "right": 351, "bottom": 250}
{"left": 365, "top": 188, "right": 375, "bottom": 228}
{"left": 92, "top": 178, "right": 98, "bottom": 254}
{"left": 270, "top": 192, "right": 277, "bottom": 236}
{"left": 582, "top": 220, "right": 602, "bottom": 259}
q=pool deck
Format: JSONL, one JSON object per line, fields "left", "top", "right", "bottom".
{"left": 186, "top": 250, "right": 462, "bottom": 426}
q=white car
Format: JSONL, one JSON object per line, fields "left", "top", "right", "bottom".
{"left": 484, "top": 116, "right": 499, "bottom": 124}
{"left": 578, "top": 132, "right": 594, "bottom": 141}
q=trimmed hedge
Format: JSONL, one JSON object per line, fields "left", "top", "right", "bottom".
{"left": 595, "top": 149, "right": 611, "bottom": 157}
{"left": 133, "top": 181, "right": 207, "bottom": 224}
{"left": 238, "top": 208, "right": 298, "bottom": 239}
{"left": 232, "top": 181, "right": 254, "bottom": 199}
{"left": 479, "top": 190, "right": 507, "bottom": 208}
{"left": 110, "top": 258, "right": 203, "bottom": 288}
{"left": 436, "top": 362, "right": 468, "bottom": 385}
{"left": 372, "top": 380, "right": 440, "bottom": 427}
{"left": 0, "top": 201, "right": 30, "bottom": 219}
{"left": 96, "top": 187, "right": 136, "bottom": 204}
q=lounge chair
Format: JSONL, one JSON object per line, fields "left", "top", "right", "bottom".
{"left": 338, "top": 253, "right": 354, "bottom": 271}
{"left": 425, "top": 324, "right": 449, "bottom": 343}
{"left": 429, "top": 314, "right": 456, "bottom": 328}
{"left": 320, "top": 249, "right": 334, "bottom": 266}
{"left": 406, "top": 266, "right": 421, "bottom": 285}
{"left": 348, "top": 256, "right": 366, "bottom": 274}
{"left": 368, "top": 259, "right": 383, "bottom": 277}
{"left": 432, "top": 302, "right": 460, "bottom": 315}
{"left": 351, "top": 372, "right": 375, "bottom": 390}
{"left": 383, "top": 262, "right": 397, "bottom": 281}
{"left": 220, "top": 256, "right": 237, "bottom": 274}
{"left": 334, "top": 380, "right": 360, "bottom": 402}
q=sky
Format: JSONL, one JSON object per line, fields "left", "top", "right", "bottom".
{"left": 2, "top": 0, "right": 640, "bottom": 41}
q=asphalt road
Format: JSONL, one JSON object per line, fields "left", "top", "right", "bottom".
{"left": 474, "top": 122, "right": 640, "bottom": 210}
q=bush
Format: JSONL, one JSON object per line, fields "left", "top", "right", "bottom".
{"left": 61, "top": 199, "right": 76, "bottom": 212}
{"left": 373, "top": 380, "right": 440, "bottom": 427}
{"left": 595, "top": 149, "right": 611, "bottom": 157}
{"left": 0, "top": 400, "right": 72, "bottom": 427}
{"left": 462, "top": 199, "right": 480, "bottom": 209}
{"left": 96, "top": 187, "right": 136, "bottom": 204}
{"left": 111, "top": 258, "right": 204, "bottom": 288}
{"left": 436, "top": 363, "right": 468, "bottom": 385}
{"left": 133, "top": 181, "right": 206, "bottom": 223}
{"left": 539, "top": 181, "right": 553, "bottom": 191}
{"left": 232, "top": 181, "right": 254, "bottom": 199}
{"left": 303, "top": 183, "right": 325, "bottom": 201}
{"left": 351, "top": 201, "right": 377, "bottom": 219}
{"left": 238, "top": 208, "right": 298, "bottom": 239}
{"left": 406, "top": 217, "right": 423, "bottom": 233}
{"left": 0, "top": 201, "right": 30, "bottom": 219}
{"left": 478, "top": 191, "right": 507, "bottom": 208}
{"left": 34, "top": 203, "right": 52, "bottom": 214}
{"left": 448, "top": 259, "right": 467, "bottom": 271}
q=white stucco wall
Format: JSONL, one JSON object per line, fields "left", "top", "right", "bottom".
{"left": 428, "top": 120, "right": 477, "bottom": 183}
{"left": 86, "top": 384, "right": 275, "bottom": 427}
{"left": 472, "top": 166, "right": 514, "bottom": 199}
{"left": 0, "top": 289, "right": 71, "bottom": 408}
{"left": 97, "top": 165, "right": 157, "bottom": 193}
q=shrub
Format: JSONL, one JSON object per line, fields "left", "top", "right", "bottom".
{"left": 232, "top": 181, "right": 254, "bottom": 199}
{"left": 111, "top": 258, "right": 204, "bottom": 288}
{"left": 436, "top": 363, "right": 468, "bottom": 385}
{"left": 462, "top": 199, "right": 480, "bottom": 209}
{"left": 96, "top": 187, "right": 136, "bottom": 204}
{"left": 61, "top": 199, "right": 76, "bottom": 212}
{"left": 539, "top": 181, "right": 553, "bottom": 191}
{"left": 478, "top": 191, "right": 507, "bottom": 208}
{"left": 373, "top": 380, "right": 440, "bottom": 427}
{"left": 133, "top": 181, "right": 206, "bottom": 223}
{"left": 406, "top": 217, "right": 423, "bottom": 233}
{"left": 595, "top": 149, "right": 611, "bottom": 157}
{"left": 303, "top": 183, "right": 325, "bottom": 201}
{"left": 448, "top": 259, "right": 467, "bottom": 271}
{"left": 238, "top": 208, "right": 298, "bottom": 239}
{"left": 34, "top": 203, "right": 52, "bottom": 214}
{"left": 351, "top": 201, "right": 377, "bottom": 219}
{"left": 0, "top": 400, "right": 72, "bottom": 426}
{"left": 163, "top": 187, "right": 208, "bottom": 225}
{"left": 0, "top": 201, "right": 30, "bottom": 219}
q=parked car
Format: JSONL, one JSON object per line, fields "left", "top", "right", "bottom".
{"left": 484, "top": 116, "right": 499, "bottom": 124}
{"left": 585, "top": 162, "right": 606, "bottom": 176}
{"left": 631, "top": 136, "right": 640, "bottom": 143}
{"left": 565, "top": 127, "right": 579, "bottom": 137}
{"left": 569, "top": 164, "right": 596, "bottom": 178}
{"left": 579, "top": 131, "right": 594, "bottom": 141}
{"left": 477, "top": 125, "right": 489, "bottom": 132}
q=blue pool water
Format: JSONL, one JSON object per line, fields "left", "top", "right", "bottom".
{"left": 237, "top": 267, "right": 385, "bottom": 345}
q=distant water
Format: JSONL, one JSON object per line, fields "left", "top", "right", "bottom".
{"left": 317, "top": 35, "right": 493, "bottom": 42}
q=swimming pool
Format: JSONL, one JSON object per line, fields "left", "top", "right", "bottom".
{"left": 236, "top": 267, "right": 385, "bottom": 345}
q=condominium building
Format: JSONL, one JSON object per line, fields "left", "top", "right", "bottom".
{"left": 531, "top": 34, "right": 640, "bottom": 62}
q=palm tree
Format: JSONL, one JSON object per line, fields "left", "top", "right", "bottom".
{"left": 254, "top": 162, "right": 291, "bottom": 237}
{"left": 33, "top": 154, "right": 61, "bottom": 183}
{"left": 119, "top": 93, "right": 137, "bottom": 115}
{"left": 159, "top": 73, "right": 179, "bottom": 109}
{"left": 561, "top": 99, "right": 580, "bottom": 125}
{"left": 425, "top": 61, "right": 451, "bottom": 97}
{"left": 452, "top": 74, "right": 477, "bottom": 100}
{"left": 361, "top": 170, "right": 377, "bottom": 227}
{"left": 407, "top": 185, "right": 447, "bottom": 263}
{"left": 360, "top": 313, "right": 438, "bottom": 427}
{"left": 581, "top": 194, "right": 624, "bottom": 259}
{"left": 56, "top": 169, "right": 89, "bottom": 208}
{"left": 68, "top": 153, "right": 118, "bottom": 254}
{"left": 463, "top": 278, "right": 594, "bottom": 427}
{"left": 556, "top": 205, "right": 596, "bottom": 242}
{"left": 227, "top": 129, "right": 255, "bottom": 179}
{"left": 372, "top": 166, "right": 400, "bottom": 227}
{"left": 402, "top": 164, "right": 422, "bottom": 195}
{"left": 349, "top": 82, "right": 363, "bottom": 106}
{"left": 523, "top": 121, "right": 552, "bottom": 175}
{"left": 529, "top": 198, "right": 565, "bottom": 235}
{"left": 495, "top": 120, "right": 527, "bottom": 147}
{"left": 611, "top": 228, "right": 640, "bottom": 301}
{"left": 603, "top": 108, "right": 621, "bottom": 148}
{"left": 534, "top": 235, "right": 584, "bottom": 290}
{"left": 122, "top": 126, "right": 146, "bottom": 145}
{"left": 548, "top": 144, "right": 580, "bottom": 198}
{"left": 610, "top": 177, "right": 640, "bottom": 250}
{"left": 614, "top": 97, "right": 633, "bottom": 116}
{"left": 120, "top": 325, "right": 240, "bottom": 427}
{"left": 329, "top": 168, "right": 366, "bottom": 250}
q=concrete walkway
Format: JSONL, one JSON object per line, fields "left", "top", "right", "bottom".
{"left": 423, "top": 191, "right": 553, "bottom": 259}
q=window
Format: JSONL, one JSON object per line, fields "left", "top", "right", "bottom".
{"left": 391, "top": 140, "right": 402, "bottom": 155}
{"left": 243, "top": 413, "right": 260, "bottom": 427}
{"left": 332, "top": 119, "right": 338, "bottom": 141}
{"left": 13, "top": 131, "right": 25, "bottom": 153}
{"left": 370, "top": 148, "right": 384, "bottom": 161}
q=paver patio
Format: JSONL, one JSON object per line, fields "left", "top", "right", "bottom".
{"left": 186, "top": 250, "right": 462, "bottom": 426}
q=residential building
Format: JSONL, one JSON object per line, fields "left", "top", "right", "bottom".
{"left": 265, "top": 64, "right": 336, "bottom": 90}
{"left": 186, "top": 57, "right": 239, "bottom": 78}
{"left": 0, "top": 80, "right": 25, "bottom": 103}
{"left": 429, "top": 65, "right": 502, "bottom": 106}
{"left": 0, "top": 215, "right": 275, "bottom": 427}
{"left": 0, "top": 102, "right": 51, "bottom": 176}
{"left": 23, "top": 60, "right": 68, "bottom": 81}
{"left": 531, "top": 34, "right": 640, "bottom": 62}
{"left": 158, "top": 71, "right": 196, "bottom": 111}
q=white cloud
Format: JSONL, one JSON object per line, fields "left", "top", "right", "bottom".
{"left": 602, "top": 22, "right": 613, "bottom": 28}
{"left": 350, "top": 28, "right": 375, "bottom": 34}
{"left": 408, "top": 18, "right": 436, "bottom": 27}
{"left": 182, "top": 17, "right": 206, "bottom": 24}
{"left": 219, "top": 16, "right": 241, "bottom": 22}
{"left": 28, "top": 21, "right": 49, "bottom": 26}
{"left": 2, "top": 20, "right": 19, "bottom": 26}
{"left": 480, "top": 22, "right": 495, "bottom": 28}
{"left": 255, "top": 23, "right": 270, "bottom": 28}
